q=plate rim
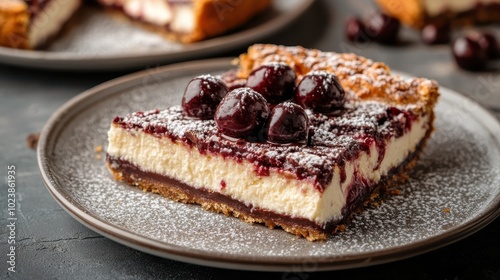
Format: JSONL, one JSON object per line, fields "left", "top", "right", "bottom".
{"left": 0, "top": 0, "right": 314, "bottom": 71}
{"left": 37, "top": 58, "right": 500, "bottom": 271}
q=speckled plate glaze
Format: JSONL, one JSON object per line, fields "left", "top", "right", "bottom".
{"left": 38, "top": 59, "right": 500, "bottom": 271}
{"left": 0, "top": 0, "right": 312, "bottom": 71}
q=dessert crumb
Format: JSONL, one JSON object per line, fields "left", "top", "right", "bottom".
{"left": 388, "top": 189, "right": 401, "bottom": 195}
{"left": 443, "top": 207, "right": 451, "bottom": 213}
{"left": 334, "top": 224, "right": 346, "bottom": 233}
{"left": 94, "top": 145, "right": 104, "bottom": 160}
{"left": 26, "top": 132, "right": 40, "bottom": 150}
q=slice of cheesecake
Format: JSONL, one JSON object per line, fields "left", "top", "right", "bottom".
{"left": 0, "top": 0, "right": 82, "bottom": 49}
{"left": 376, "top": 0, "right": 500, "bottom": 28}
{"left": 97, "top": 0, "right": 272, "bottom": 43}
{"left": 0, "top": 0, "right": 271, "bottom": 49}
{"left": 106, "top": 44, "right": 440, "bottom": 241}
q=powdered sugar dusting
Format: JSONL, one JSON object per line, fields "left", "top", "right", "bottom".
{"left": 41, "top": 69, "right": 500, "bottom": 264}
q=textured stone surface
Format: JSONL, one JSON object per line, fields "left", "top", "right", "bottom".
{"left": 0, "top": 0, "right": 499, "bottom": 279}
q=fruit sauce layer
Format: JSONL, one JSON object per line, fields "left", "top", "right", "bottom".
{"left": 112, "top": 96, "right": 419, "bottom": 193}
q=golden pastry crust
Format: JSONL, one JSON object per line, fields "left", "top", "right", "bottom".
{"left": 0, "top": 0, "right": 30, "bottom": 49}
{"left": 184, "top": 0, "right": 272, "bottom": 43}
{"left": 237, "top": 44, "right": 440, "bottom": 113}
{"left": 375, "top": 0, "right": 425, "bottom": 28}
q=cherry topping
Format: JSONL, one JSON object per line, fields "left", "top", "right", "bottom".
{"left": 246, "top": 63, "right": 296, "bottom": 104}
{"left": 265, "top": 102, "right": 309, "bottom": 144}
{"left": 476, "top": 32, "right": 498, "bottom": 59}
{"left": 182, "top": 75, "right": 228, "bottom": 119}
{"left": 345, "top": 17, "right": 368, "bottom": 43}
{"left": 452, "top": 36, "right": 487, "bottom": 71}
{"left": 365, "top": 12, "right": 400, "bottom": 44}
{"left": 421, "top": 23, "right": 450, "bottom": 45}
{"left": 215, "top": 88, "right": 270, "bottom": 139}
{"left": 294, "top": 71, "right": 346, "bottom": 113}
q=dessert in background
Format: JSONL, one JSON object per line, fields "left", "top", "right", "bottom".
{"left": 0, "top": 0, "right": 82, "bottom": 49}
{"left": 97, "top": 0, "right": 271, "bottom": 44}
{"left": 0, "top": 0, "right": 271, "bottom": 49}
{"left": 375, "top": 0, "right": 500, "bottom": 28}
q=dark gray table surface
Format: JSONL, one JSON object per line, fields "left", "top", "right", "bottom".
{"left": 1, "top": 1, "right": 499, "bottom": 279}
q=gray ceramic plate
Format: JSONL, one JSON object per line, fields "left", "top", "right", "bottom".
{"left": 0, "top": 0, "right": 312, "bottom": 71}
{"left": 38, "top": 59, "right": 500, "bottom": 271}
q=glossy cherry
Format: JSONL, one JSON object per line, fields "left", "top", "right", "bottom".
{"left": 452, "top": 36, "right": 487, "bottom": 71}
{"left": 345, "top": 17, "right": 368, "bottom": 43}
{"left": 421, "top": 23, "right": 450, "bottom": 45}
{"left": 365, "top": 12, "right": 400, "bottom": 44}
{"left": 215, "top": 88, "right": 270, "bottom": 138}
{"left": 182, "top": 75, "right": 228, "bottom": 119}
{"left": 476, "top": 32, "right": 498, "bottom": 59}
{"left": 246, "top": 63, "right": 296, "bottom": 104}
{"left": 294, "top": 71, "right": 346, "bottom": 113}
{"left": 265, "top": 102, "right": 309, "bottom": 144}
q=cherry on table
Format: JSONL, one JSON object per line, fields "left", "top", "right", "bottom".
{"left": 452, "top": 36, "right": 488, "bottom": 71}
{"left": 421, "top": 23, "right": 450, "bottom": 45}
{"left": 365, "top": 12, "right": 400, "bottom": 44}
{"left": 345, "top": 16, "right": 368, "bottom": 43}
{"left": 215, "top": 87, "right": 270, "bottom": 139}
{"left": 182, "top": 75, "right": 228, "bottom": 119}
{"left": 476, "top": 32, "right": 498, "bottom": 59}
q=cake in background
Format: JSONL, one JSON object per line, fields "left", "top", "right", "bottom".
{"left": 375, "top": 0, "right": 500, "bottom": 28}
{"left": 0, "top": 0, "right": 271, "bottom": 49}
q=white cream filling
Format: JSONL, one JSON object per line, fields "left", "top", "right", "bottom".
{"left": 29, "top": 0, "right": 81, "bottom": 48}
{"left": 423, "top": 0, "right": 500, "bottom": 17}
{"left": 99, "top": 0, "right": 194, "bottom": 33}
{"left": 107, "top": 115, "right": 429, "bottom": 226}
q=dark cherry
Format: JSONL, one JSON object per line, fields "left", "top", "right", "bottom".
{"left": 476, "top": 32, "right": 499, "bottom": 59}
{"left": 214, "top": 87, "right": 270, "bottom": 139}
{"left": 265, "top": 102, "right": 309, "bottom": 144}
{"left": 421, "top": 23, "right": 450, "bottom": 45}
{"left": 365, "top": 12, "right": 400, "bottom": 44}
{"left": 294, "top": 72, "right": 346, "bottom": 113}
{"left": 246, "top": 63, "right": 296, "bottom": 104}
{"left": 452, "top": 36, "right": 488, "bottom": 71}
{"left": 182, "top": 75, "right": 228, "bottom": 119}
{"left": 345, "top": 17, "right": 368, "bottom": 43}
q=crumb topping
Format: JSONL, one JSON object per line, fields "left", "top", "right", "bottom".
{"left": 238, "top": 44, "right": 439, "bottom": 111}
